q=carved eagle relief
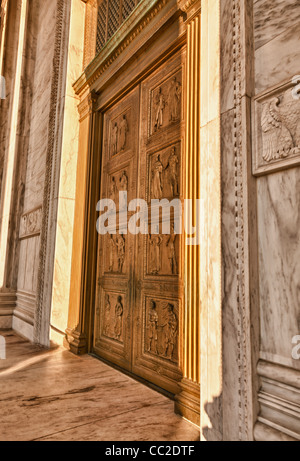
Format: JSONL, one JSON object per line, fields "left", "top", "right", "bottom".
{"left": 261, "top": 90, "right": 300, "bottom": 163}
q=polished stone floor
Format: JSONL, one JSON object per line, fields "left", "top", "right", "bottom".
{"left": 0, "top": 331, "right": 200, "bottom": 441}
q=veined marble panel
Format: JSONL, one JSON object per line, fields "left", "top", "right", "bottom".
{"left": 255, "top": 22, "right": 300, "bottom": 94}
{"left": 258, "top": 169, "right": 300, "bottom": 370}
{"left": 254, "top": 0, "right": 300, "bottom": 50}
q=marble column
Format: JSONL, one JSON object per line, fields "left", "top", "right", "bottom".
{"left": 174, "top": 0, "right": 201, "bottom": 426}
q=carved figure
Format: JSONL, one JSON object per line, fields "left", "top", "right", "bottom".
{"left": 166, "top": 228, "right": 177, "bottom": 275}
{"left": 149, "top": 233, "right": 163, "bottom": 274}
{"left": 114, "top": 295, "right": 123, "bottom": 340}
{"left": 154, "top": 87, "right": 166, "bottom": 130}
{"left": 108, "top": 234, "right": 115, "bottom": 272}
{"left": 104, "top": 294, "right": 111, "bottom": 336}
{"left": 119, "top": 114, "right": 129, "bottom": 151}
{"left": 111, "top": 122, "right": 118, "bottom": 155}
{"left": 148, "top": 300, "right": 159, "bottom": 354}
{"left": 152, "top": 154, "right": 164, "bottom": 199}
{"left": 109, "top": 176, "right": 117, "bottom": 202}
{"left": 168, "top": 76, "right": 181, "bottom": 121}
{"left": 115, "top": 233, "right": 125, "bottom": 273}
{"left": 165, "top": 146, "right": 179, "bottom": 196}
{"left": 163, "top": 303, "right": 178, "bottom": 359}
{"left": 119, "top": 171, "right": 128, "bottom": 209}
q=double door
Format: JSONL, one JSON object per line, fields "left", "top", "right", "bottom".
{"left": 93, "top": 51, "right": 185, "bottom": 394}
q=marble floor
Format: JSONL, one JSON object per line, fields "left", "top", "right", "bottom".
{"left": 0, "top": 331, "right": 200, "bottom": 441}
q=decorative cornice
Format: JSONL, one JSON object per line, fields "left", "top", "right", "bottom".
{"left": 73, "top": 0, "right": 179, "bottom": 96}
{"left": 177, "top": 0, "right": 200, "bottom": 13}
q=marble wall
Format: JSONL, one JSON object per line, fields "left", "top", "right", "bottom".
{"left": 12, "top": 0, "right": 57, "bottom": 340}
{"left": 221, "top": 0, "right": 300, "bottom": 441}
{"left": 0, "top": 0, "right": 83, "bottom": 344}
{"left": 253, "top": 0, "right": 300, "bottom": 441}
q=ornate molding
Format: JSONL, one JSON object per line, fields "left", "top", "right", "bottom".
{"left": 254, "top": 360, "right": 300, "bottom": 441}
{"left": 73, "top": 0, "right": 178, "bottom": 95}
{"left": 19, "top": 206, "right": 42, "bottom": 239}
{"left": 78, "top": 90, "right": 98, "bottom": 122}
{"left": 177, "top": 0, "right": 200, "bottom": 13}
{"left": 232, "top": 0, "right": 252, "bottom": 440}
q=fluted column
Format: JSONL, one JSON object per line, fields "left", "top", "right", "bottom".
{"left": 175, "top": 0, "right": 201, "bottom": 426}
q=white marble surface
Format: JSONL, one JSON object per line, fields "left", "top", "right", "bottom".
{"left": 258, "top": 168, "right": 300, "bottom": 370}
{"left": 254, "top": 0, "right": 300, "bottom": 50}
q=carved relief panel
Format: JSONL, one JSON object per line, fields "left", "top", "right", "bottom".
{"left": 149, "top": 70, "right": 183, "bottom": 138}
{"left": 253, "top": 79, "right": 300, "bottom": 176}
{"left": 94, "top": 87, "right": 139, "bottom": 371}
{"left": 132, "top": 50, "right": 185, "bottom": 394}
{"left": 109, "top": 109, "right": 131, "bottom": 157}
{"left": 93, "top": 50, "right": 185, "bottom": 394}
{"left": 144, "top": 297, "right": 179, "bottom": 363}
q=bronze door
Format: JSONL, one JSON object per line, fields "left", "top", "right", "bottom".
{"left": 94, "top": 50, "right": 185, "bottom": 394}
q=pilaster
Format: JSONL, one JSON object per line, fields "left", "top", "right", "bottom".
{"left": 65, "top": 90, "right": 98, "bottom": 355}
{"left": 174, "top": 0, "right": 201, "bottom": 426}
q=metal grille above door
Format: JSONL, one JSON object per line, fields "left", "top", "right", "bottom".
{"left": 96, "top": 0, "right": 141, "bottom": 54}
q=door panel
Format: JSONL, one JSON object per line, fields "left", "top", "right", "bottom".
{"left": 93, "top": 50, "right": 185, "bottom": 394}
{"left": 132, "top": 51, "right": 185, "bottom": 394}
{"left": 94, "top": 87, "right": 140, "bottom": 371}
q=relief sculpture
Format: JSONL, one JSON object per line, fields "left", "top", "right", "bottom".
{"left": 261, "top": 90, "right": 300, "bottom": 163}
{"left": 106, "top": 233, "right": 126, "bottom": 273}
{"left": 167, "top": 76, "right": 181, "bottom": 122}
{"left": 165, "top": 227, "right": 177, "bottom": 275}
{"left": 149, "top": 232, "right": 163, "bottom": 274}
{"left": 150, "top": 146, "right": 180, "bottom": 200}
{"left": 165, "top": 146, "right": 179, "bottom": 197}
{"left": 104, "top": 294, "right": 111, "bottom": 336}
{"left": 162, "top": 303, "right": 178, "bottom": 360}
{"left": 150, "top": 71, "right": 182, "bottom": 136}
{"left": 152, "top": 154, "right": 164, "bottom": 199}
{"left": 147, "top": 300, "right": 159, "bottom": 354}
{"left": 154, "top": 87, "right": 166, "bottom": 131}
{"left": 110, "top": 112, "right": 130, "bottom": 155}
{"left": 19, "top": 206, "right": 42, "bottom": 239}
{"left": 111, "top": 122, "right": 118, "bottom": 156}
{"left": 145, "top": 299, "right": 178, "bottom": 362}
{"left": 114, "top": 295, "right": 123, "bottom": 341}
{"left": 119, "top": 114, "right": 129, "bottom": 151}
{"left": 119, "top": 171, "right": 128, "bottom": 210}
{"left": 115, "top": 233, "right": 126, "bottom": 273}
